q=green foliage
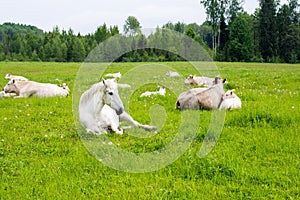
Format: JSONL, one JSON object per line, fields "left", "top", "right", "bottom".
{"left": 94, "top": 24, "right": 110, "bottom": 43}
{"left": 123, "top": 16, "right": 142, "bottom": 36}
{"left": 259, "top": 0, "right": 279, "bottom": 61}
{"left": 277, "top": 4, "right": 300, "bottom": 63}
{"left": 0, "top": 22, "right": 44, "bottom": 41}
{"left": 227, "top": 13, "right": 254, "bottom": 62}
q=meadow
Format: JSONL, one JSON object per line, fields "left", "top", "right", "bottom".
{"left": 0, "top": 61, "right": 299, "bottom": 199}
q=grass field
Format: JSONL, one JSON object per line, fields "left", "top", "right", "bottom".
{"left": 0, "top": 61, "right": 299, "bottom": 199}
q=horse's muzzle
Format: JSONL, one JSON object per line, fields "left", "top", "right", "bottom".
{"left": 116, "top": 108, "right": 124, "bottom": 115}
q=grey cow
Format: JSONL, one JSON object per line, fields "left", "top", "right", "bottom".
{"left": 176, "top": 77, "right": 226, "bottom": 110}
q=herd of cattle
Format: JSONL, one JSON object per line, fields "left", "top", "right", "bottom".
{"left": 1, "top": 71, "right": 242, "bottom": 111}
{"left": 148, "top": 71, "right": 242, "bottom": 111}
{"left": 102, "top": 71, "right": 242, "bottom": 112}
{"left": 1, "top": 70, "right": 241, "bottom": 134}
{"left": 174, "top": 73, "right": 242, "bottom": 111}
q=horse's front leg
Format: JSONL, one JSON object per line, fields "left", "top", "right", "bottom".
{"left": 119, "top": 112, "right": 157, "bottom": 131}
{"left": 119, "top": 111, "right": 139, "bottom": 126}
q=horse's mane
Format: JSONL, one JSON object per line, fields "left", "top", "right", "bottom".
{"left": 81, "top": 82, "right": 105, "bottom": 103}
{"left": 81, "top": 79, "right": 119, "bottom": 103}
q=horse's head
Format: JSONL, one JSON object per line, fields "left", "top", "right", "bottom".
{"left": 102, "top": 78, "right": 124, "bottom": 115}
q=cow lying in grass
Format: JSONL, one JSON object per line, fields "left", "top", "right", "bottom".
{"left": 175, "top": 88, "right": 208, "bottom": 110}
{"left": 5, "top": 73, "right": 29, "bottom": 81}
{"left": 219, "top": 89, "right": 242, "bottom": 110}
{"left": 140, "top": 86, "right": 166, "bottom": 97}
{"left": 176, "top": 77, "right": 226, "bottom": 110}
{"left": 4, "top": 79, "right": 69, "bottom": 98}
{"left": 184, "top": 74, "right": 215, "bottom": 87}
{"left": 105, "top": 72, "right": 122, "bottom": 79}
{"left": 166, "top": 71, "right": 180, "bottom": 77}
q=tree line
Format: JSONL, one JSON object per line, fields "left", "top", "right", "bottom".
{"left": 0, "top": 0, "right": 299, "bottom": 63}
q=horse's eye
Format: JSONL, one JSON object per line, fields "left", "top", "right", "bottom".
{"left": 108, "top": 92, "right": 113, "bottom": 95}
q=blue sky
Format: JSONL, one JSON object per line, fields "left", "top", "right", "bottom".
{"left": 0, "top": 0, "right": 288, "bottom": 35}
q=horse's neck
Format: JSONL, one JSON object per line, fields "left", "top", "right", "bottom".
{"left": 90, "top": 83, "right": 106, "bottom": 112}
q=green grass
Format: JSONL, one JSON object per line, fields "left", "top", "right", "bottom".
{"left": 0, "top": 61, "right": 299, "bottom": 199}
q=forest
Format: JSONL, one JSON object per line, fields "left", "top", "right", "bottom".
{"left": 0, "top": 0, "right": 299, "bottom": 63}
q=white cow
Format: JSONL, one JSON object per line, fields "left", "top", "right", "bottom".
{"left": 61, "top": 83, "right": 70, "bottom": 93}
{"left": 184, "top": 75, "right": 215, "bottom": 87}
{"left": 5, "top": 74, "right": 28, "bottom": 81}
{"left": 219, "top": 89, "right": 242, "bottom": 110}
{"left": 4, "top": 80, "right": 69, "bottom": 98}
{"left": 105, "top": 72, "right": 122, "bottom": 79}
{"left": 166, "top": 71, "right": 180, "bottom": 77}
{"left": 176, "top": 77, "right": 226, "bottom": 110}
{"left": 140, "top": 86, "right": 166, "bottom": 97}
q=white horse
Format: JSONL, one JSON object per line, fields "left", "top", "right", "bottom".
{"left": 79, "top": 78, "right": 157, "bottom": 134}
